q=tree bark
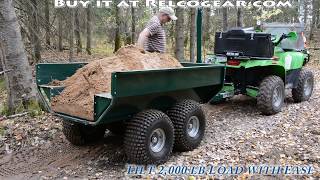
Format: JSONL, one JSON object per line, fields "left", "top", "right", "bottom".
{"left": 131, "top": 7, "right": 136, "bottom": 44}
{"left": 190, "top": 8, "right": 196, "bottom": 62}
{"left": 316, "top": 0, "right": 320, "bottom": 27}
{"left": 304, "top": 0, "right": 308, "bottom": 25}
{"left": 114, "top": 3, "right": 121, "bottom": 53}
{"left": 222, "top": 6, "right": 228, "bottom": 31}
{"left": 0, "top": 56, "right": 2, "bottom": 71}
{"left": 237, "top": 8, "right": 243, "bottom": 27}
{"left": 309, "top": 0, "right": 317, "bottom": 40}
{"left": 202, "top": 9, "right": 210, "bottom": 60}
{"left": 30, "top": 0, "right": 41, "bottom": 63}
{"left": 58, "top": 9, "right": 63, "bottom": 52}
{"left": 175, "top": 7, "right": 185, "bottom": 61}
{"left": 69, "top": 9, "right": 75, "bottom": 61}
{"left": 45, "top": 0, "right": 50, "bottom": 46}
{"left": 75, "top": 8, "right": 82, "bottom": 53}
{"left": 0, "top": 0, "right": 37, "bottom": 114}
{"left": 124, "top": 9, "right": 131, "bottom": 45}
{"left": 86, "top": 4, "right": 92, "bottom": 55}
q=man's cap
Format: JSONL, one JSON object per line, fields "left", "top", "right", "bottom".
{"left": 159, "top": 7, "right": 178, "bottom": 21}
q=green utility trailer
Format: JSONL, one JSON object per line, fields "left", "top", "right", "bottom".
{"left": 36, "top": 62, "right": 225, "bottom": 164}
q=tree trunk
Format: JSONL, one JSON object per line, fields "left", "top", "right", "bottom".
{"left": 69, "top": 9, "right": 75, "bottom": 61}
{"left": 222, "top": 7, "right": 228, "bottom": 31}
{"left": 237, "top": 8, "right": 243, "bottom": 27}
{"left": 316, "top": 0, "right": 320, "bottom": 27}
{"left": 309, "top": 0, "right": 317, "bottom": 40}
{"left": 45, "top": 0, "right": 50, "bottom": 46}
{"left": 175, "top": 7, "right": 185, "bottom": 61}
{"left": 0, "top": 0, "right": 37, "bottom": 114}
{"left": 86, "top": 4, "right": 92, "bottom": 55}
{"left": 190, "top": 8, "right": 196, "bottom": 62}
{"left": 114, "top": 4, "right": 121, "bottom": 53}
{"left": 304, "top": 0, "right": 308, "bottom": 25}
{"left": 202, "top": 9, "right": 210, "bottom": 60}
{"left": 170, "top": 22, "right": 175, "bottom": 53}
{"left": 30, "top": 0, "right": 41, "bottom": 63}
{"left": 124, "top": 9, "right": 131, "bottom": 45}
{"left": 131, "top": 7, "right": 136, "bottom": 44}
{"left": 75, "top": 8, "right": 82, "bottom": 53}
{"left": 58, "top": 9, "right": 63, "bottom": 52}
{"left": 0, "top": 56, "right": 2, "bottom": 71}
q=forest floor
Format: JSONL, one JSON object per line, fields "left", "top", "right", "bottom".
{"left": 0, "top": 49, "right": 320, "bottom": 179}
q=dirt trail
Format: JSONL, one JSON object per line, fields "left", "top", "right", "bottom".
{"left": 51, "top": 45, "right": 182, "bottom": 121}
{"left": 0, "top": 132, "right": 126, "bottom": 179}
{"left": 0, "top": 67, "right": 319, "bottom": 179}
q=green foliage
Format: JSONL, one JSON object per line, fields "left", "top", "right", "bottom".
{"left": 254, "top": 9, "right": 283, "bottom": 21}
{"left": 27, "top": 100, "right": 43, "bottom": 117}
{"left": 0, "top": 99, "right": 43, "bottom": 117}
{"left": 92, "top": 42, "right": 114, "bottom": 56}
{"left": 0, "top": 102, "right": 10, "bottom": 116}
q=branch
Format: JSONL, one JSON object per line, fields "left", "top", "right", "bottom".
{"left": 0, "top": 112, "right": 29, "bottom": 121}
{"left": 0, "top": 69, "right": 12, "bottom": 75}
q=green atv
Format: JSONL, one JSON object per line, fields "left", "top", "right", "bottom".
{"left": 211, "top": 24, "right": 314, "bottom": 115}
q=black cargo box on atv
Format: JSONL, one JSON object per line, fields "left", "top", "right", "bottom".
{"left": 214, "top": 29, "right": 274, "bottom": 58}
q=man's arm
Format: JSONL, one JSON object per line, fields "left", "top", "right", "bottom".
{"left": 137, "top": 28, "right": 150, "bottom": 49}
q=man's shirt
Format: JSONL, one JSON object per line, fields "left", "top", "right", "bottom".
{"left": 145, "top": 16, "right": 166, "bottom": 53}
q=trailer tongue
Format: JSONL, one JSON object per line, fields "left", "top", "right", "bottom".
{"left": 36, "top": 62, "right": 225, "bottom": 164}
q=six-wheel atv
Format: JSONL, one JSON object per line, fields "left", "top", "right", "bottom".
{"left": 36, "top": 22, "right": 315, "bottom": 164}
{"left": 211, "top": 23, "right": 314, "bottom": 115}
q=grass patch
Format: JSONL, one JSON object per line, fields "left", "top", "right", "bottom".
{"left": 92, "top": 43, "right": 114, "bottom": 56}
{"left": 0, "top": 102, "right": 10, "bottom": 116}
{"left": 0, "top": 99, "right": 43, "bottom": 117}
{"left": 0, "top": 78, "right": 42, "bottom": 117}
{"left": 27, "top": 100, "right": 43, "bottom": 117}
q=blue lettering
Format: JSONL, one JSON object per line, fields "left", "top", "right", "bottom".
{"left": 235, "top": 166, "right": 244, "bottom": 174}
{"left": 248, "top": 166, "right": 258, "bottom": 174}
{"left": 217, "top": 166, "right": 226, "bottom": 174}
{"left": 127, "top": 165, "right": 135, "bottom": 174}
{"left": 147, "top": 165, "right": 156, "bottom": 174}
{"left": 271, "top": 166, "right": 282, "bottom": 174}
{"left": 208, "top": 165, "right": 215, "bottom": 175}
{"left": 198, "top": 166, "right": 206, "bottom": 175}
{"left": 190, "top": 166, "right": 197, "bottom": 175}
{"left": 284, "top": 166, "right": 291, "bottom": 174}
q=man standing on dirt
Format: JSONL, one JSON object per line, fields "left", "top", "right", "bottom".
{"left": 137, "top": 7, "right": 177, "bottom": 53}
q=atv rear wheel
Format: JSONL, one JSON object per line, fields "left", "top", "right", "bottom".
{"left": 167, "top": 100, "right": 206, "bottom": 152}
{"left": 124, "top": 109, "right": 174, "bottom": 164}
{"left": 257, "top": 76, "right": 285, "bottom": 115}
{"left": 62, "top": 121, "right": 106, "bottom": 145}
{"left": 292, "top": 69, "right": 314, "bottom": 102}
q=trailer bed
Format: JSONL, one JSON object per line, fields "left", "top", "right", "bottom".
{"left": 36, "top": 62, "right": 225, "bottom": 125}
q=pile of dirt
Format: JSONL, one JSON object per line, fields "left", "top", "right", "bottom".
{"left": 51, "top": 45, "right": 182, "bottom": 120}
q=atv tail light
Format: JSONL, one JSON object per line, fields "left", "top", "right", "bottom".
{"left": 227, "top": 59, "right": 241, "bottom": 66}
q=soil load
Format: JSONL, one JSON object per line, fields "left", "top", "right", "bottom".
{"left": 51, "top": 45, "right": 182, "bottom": 121}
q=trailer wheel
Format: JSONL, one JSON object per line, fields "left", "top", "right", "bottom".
{"left": 62, "top": 121, "right": 106, "bottom": 145}
{"left": 257, "top": 76, "right": 285, "bottom": 115}
{"left": 167, "top": 100, "right": 205, "bottom": 152}
{"left": 292, "top": 69, "right": 314, "bottom": 102}
{"left": 124, "top": 110, "right": 174, "bottom": 164}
